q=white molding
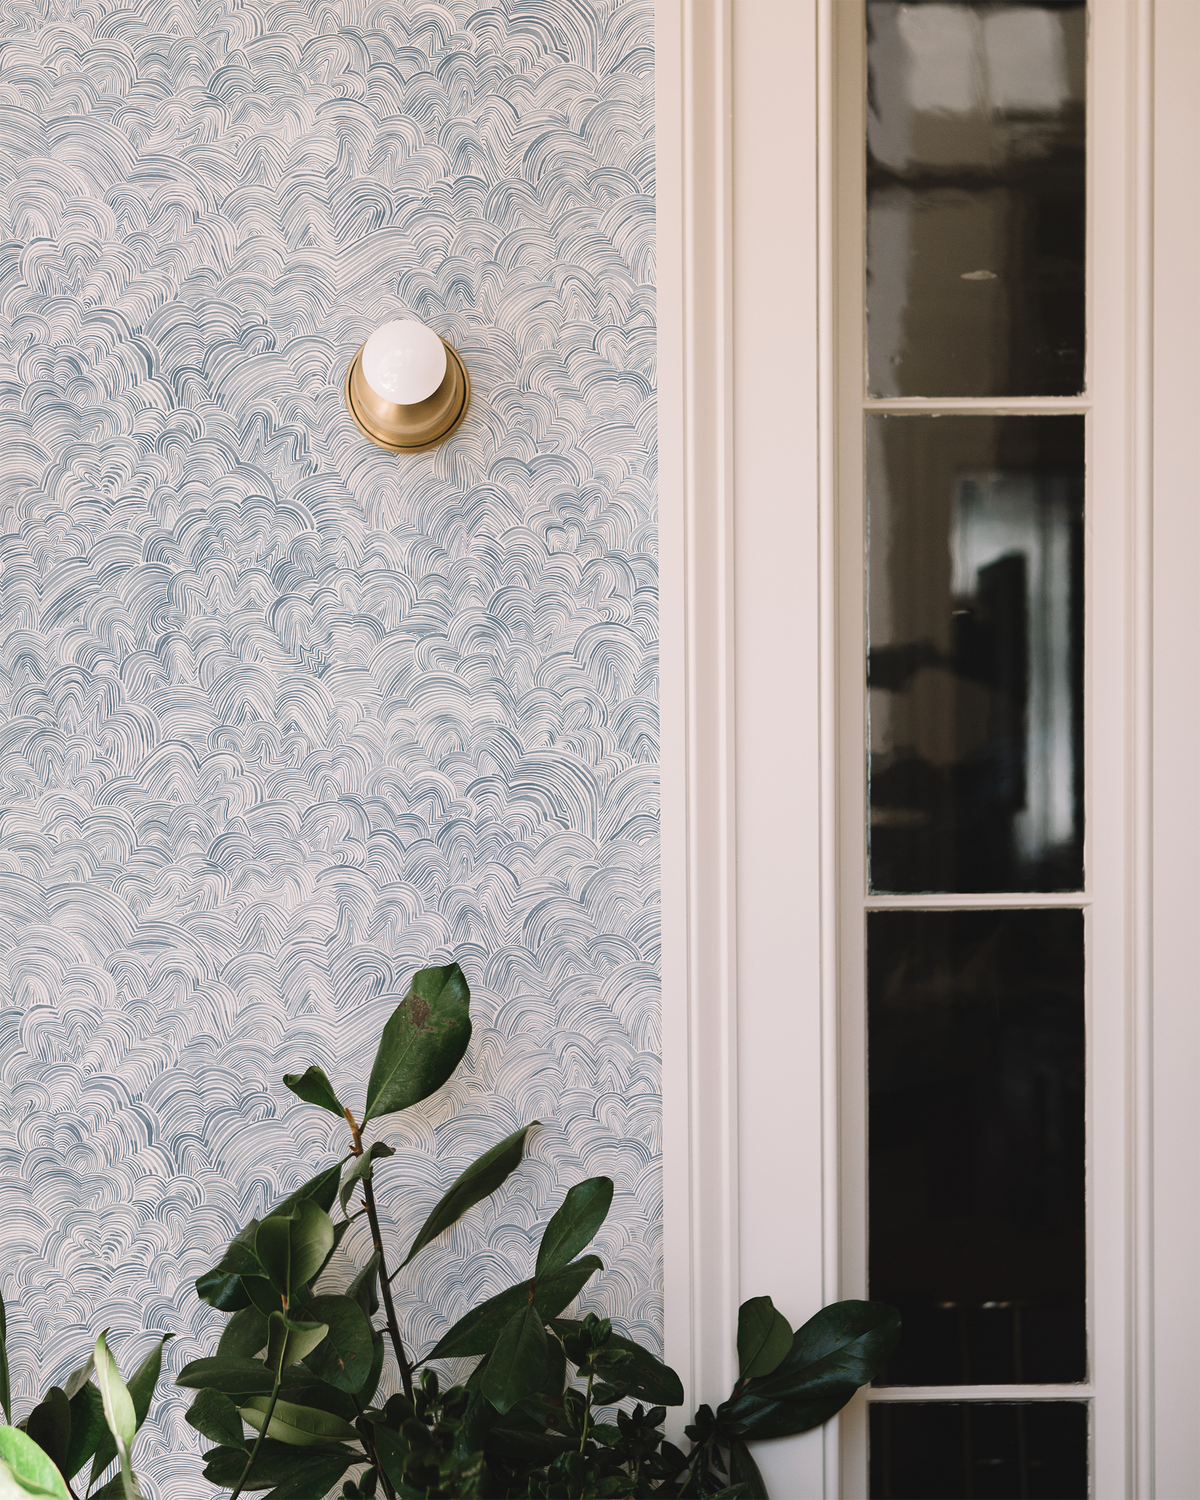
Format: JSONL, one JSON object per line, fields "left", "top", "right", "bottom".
{"left": 657, "top": 0, "right": 741, "bottom": 1432}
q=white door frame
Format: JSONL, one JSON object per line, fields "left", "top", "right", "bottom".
{"left": 657, "top": 1, "right": 1197, "bottom": 1495}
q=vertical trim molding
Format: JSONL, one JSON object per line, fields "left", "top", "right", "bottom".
{"left": 658, "top": 0, "right": 741, "bottom": 1423}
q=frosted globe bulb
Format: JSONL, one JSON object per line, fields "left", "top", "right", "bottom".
{"left": 361, "top": 318, "right": 447, "bottom": 405}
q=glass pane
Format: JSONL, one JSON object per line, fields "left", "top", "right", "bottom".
{"left": 868, "top": 909, "right": 1086, "bottom": 1385}
{"left": 867, "top": 414, "right": 1083, "bottom": 894}
{"left": 866, "top": 0, "right": 1086, "bottom": 397}
{"left": 869, "top": 1402, "right": 1088, "bottom": 1499}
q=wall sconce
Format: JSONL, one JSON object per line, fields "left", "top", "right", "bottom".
{"left": 344, "top": 317, "right": 470, "bottom": 453}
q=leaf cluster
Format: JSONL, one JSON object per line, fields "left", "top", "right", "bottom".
{"left": 179, "top": 961, "right": 900, "bottom": 1499}
{"left": 0, "top": 1315, "right": 168, "bottom": 1500}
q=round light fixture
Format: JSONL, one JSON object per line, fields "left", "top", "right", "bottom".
{"left": 344, "top": 316, "right": 469, "bottom": 453}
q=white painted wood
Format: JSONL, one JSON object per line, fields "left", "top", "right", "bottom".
{"left": 656, "top": 0, "right": 741, "bottom": 1439}
{"left": 1150, "top": 3, "right": 1200, "bottom": 1495}
{"left": 659, "top": 2, "right": 1185, "bottom": 1496}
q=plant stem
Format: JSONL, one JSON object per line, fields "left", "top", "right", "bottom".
{"left": 229, "top": 1378, "right": 282, "bottom": 1500}
{"left": 345, "top": 1107, "right": 415, "bottom": 1403}
{"left": 352, "top": 1394, "right": 398, "bottom": 1500}
{"left": 360, "top": 1174, "right": 413, "bottom": 1402}
{"left": 579, "top": 1369, "right": 593, "bottom": 1454}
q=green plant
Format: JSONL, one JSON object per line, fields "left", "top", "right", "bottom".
{"left": 181, "top": 961, "right": 899, "bottom": 1498}
{"left": 0, "top": 1311, "right": 169, "bottom": 1500}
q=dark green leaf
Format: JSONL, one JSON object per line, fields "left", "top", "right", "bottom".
{"left": 195, "top": 1221, "right": 262, "bottom": 1312}
{"left": 728, "top": 1439, "right": 768, "bottom": 1500}
{"left": 269, "top": 1162, "right": 344, "bottom": 1220}
{"left": 358, "top": 1332, "right": 385, "bottom": 1409}
{"left": 25, "top": 1388, "right": 70, "bottom": 1473}
{"left": 338, "top": 1142, "right": 395, "bottom": 1218}
{"left": 243, "top": 1275, "right": 284, "bottom": 1320}
{"left": 0, "top": 1292, "right": 9, "bottom": 1425}
{"left": 176, "top": 1357, "right": 275, "bottom": 1396}
{"left": 362, "top": 963, "right": 472, "bottom": 1122}
{"left": 89, "top": 1333, "right": 172, "bottom": 1490}
{"left": 275, "top": 1370, "right": 357, "bottom": 1423}
{"left": 238, "top": 1396, "right": 359, "bottom": 1446}
{"left": 61, "top": 1357, "right": 93, "bottom": 1404}
{"left": 265, "top": 1313, "right": 329, "bottom": 1378}
{"left": 424, "top": 1256, "right": 602, "bottom": 1361}
{"left": 202, "top": 1439, "right": 355, "bottom": 1491}
{"left": 481, "top": 1303, "right": 548, "bottom": 1415}
{"left": 282, "top": 1066, "right": 345, "bottom": 1119}
{"left": 87, "top": 1479, "right": 137, "bottom": 1500}
{"left": 219, "top": 1306, "right": 270, "bottom": 1361}
{"left": 63, "top": 1382, "right": 106, "bottom": 1480}
{"left": 186, "top": 1389, "right": 245, "bottom": 1448}
{"left": 484, "top": 1427, "right": 574, "bottom": 1462}
{"left": 372, "top": 1423, "right": 436, "bottom": 1497}
{"left": 255, "top": 1202, "right": 335, "bottom": 1300}
{"left": 552, "top": 1322, "right": 685, "bottom": 1406}
{"left": 346, "top": 1253, "right": 380, "bottom": 1320}
{"left": 300, "top": 1296, "right": 374, "bottom": 1394}
{"left": 722, "top": 1299, "right": 901, "bottom": 1440}
{"left": 736, "top": 1296, "right": 793, "bottom": 1381}
{"left": 535, "top": 1177, "right": 613, "bottom": 1282}
{"left": 400, "top": 1124, "right": 537, "bottom": 1268}
{"left": 259, "top": 1453, "right": 359, "bottom": 1499}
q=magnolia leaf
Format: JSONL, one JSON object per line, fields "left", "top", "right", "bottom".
{"left": 255, "top": 1202, "right": 334, "bottom": 1299}
{"left": 218, "top": 1307, "right": 270, "bottom": 1361}
{"left": 299, "top": 1297, "right": 373, "bottom": 1394}
{"left": 282, "top": 1066, "right": 345, "bottom": 1119}
{"left": 184, "top": 1390, "right": 245, "bottom": 1449}
{"left": 552, "top": 1321, "right": 685, "bottom": 1406}
{"left": 0, "top": 1427, "right": 70, "bottom": 1500}
{"left": 265, "top": 1314, "right": 328, "bottom": 1379}
{"left": 175, "top": 1358, "right": 275, "bottom": 1397}
{"left": 736, "top": 1296, "right": 793, "bottom": 1381}
{"left": 424, "top": 1256, "right": 602, "bottom": 1361}
{"left": 401, "top": 1124, "right": 537, "bottom": 1268}
{"left": 534, "top": 1177, "right": 613, "bottom": 1282}
{"left": 238, "top": 1397, "right": 358, "bottom": 1447}
{"left": 480, "top": 1303, "right": 548, "bottom": 1415}
{"left": 337, "top": 1142, "right": 395, "bottom": 1218}
{"left": 201, "top": 1441, "right": 355, "bottom": 1491}
{"left": 728, "top": 1437, "right": 769, "bottom": 1499}
{"left": 345, "top": 1253, "right": 380, "bottom": 1320}
{"left": 722, "top": 1299, "right": 901, "bottom": 1439}
{"left": 362, "top": 964, "right": 471, "bottom": 1122}
{"left": 195, "top": 1163, "right": 343, "bottom": 1312}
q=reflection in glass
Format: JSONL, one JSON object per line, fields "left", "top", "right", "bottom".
{"left": 869, "top": 1402, "right": 1088, "bottom": 1499}
{"left": 867, "top": 415, "right": 1083, "bottom": 893}
{"left": 867, "top": 0, "right": 1086, "bottom": 397}
{"left": 868, "top": 910, "right": 1086, "bottom": 1386}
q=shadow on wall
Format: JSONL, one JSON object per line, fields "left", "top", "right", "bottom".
{"left": 0, "top": 0, "right": 658, "bottom": 1490}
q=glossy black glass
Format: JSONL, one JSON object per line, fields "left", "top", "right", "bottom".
{"left": 869, "top": 1402, "right": 1088, "bottom": 1499}
{"left": 867, "top": 414, "right": 1084, "bottom": 894}
{"left": 868, "top": 909, "right": 1086, "bottom": 1385}
{"left": 867, "top": 0, "right": 1086, "bottom": 397}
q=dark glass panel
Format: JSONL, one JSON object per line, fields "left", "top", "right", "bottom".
{"left": 869, "top": 909, "right": 1085, "bottom": 1385}
{"left": 869, "top": 1402, "right": 1088, "bottom": 1499}
{"left": 867, "top": 0, "right": 1086, "bottom": 397}
{"left": 867, "top": 415, "right": 1083, "bottom": 894}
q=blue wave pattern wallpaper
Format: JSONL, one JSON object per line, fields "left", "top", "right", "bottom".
{"left": 0, "top": 0, "right": 657, "bottom": 1488}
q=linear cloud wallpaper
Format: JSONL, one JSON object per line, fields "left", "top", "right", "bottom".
{"left": 0, "top": 0, "right": 658, "bottom": 1488}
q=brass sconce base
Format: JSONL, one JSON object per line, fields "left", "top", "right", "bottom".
{"left": 344, "top": 338, "right": 470, "bottom": 453}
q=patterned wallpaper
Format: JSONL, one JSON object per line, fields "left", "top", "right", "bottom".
{"left": 0, "top": 0, "right": 657, "bottom": 1489}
